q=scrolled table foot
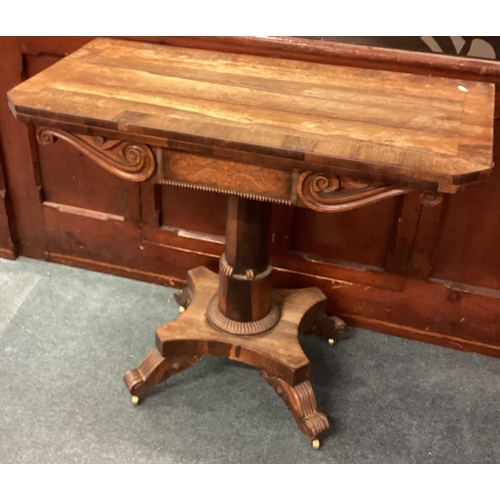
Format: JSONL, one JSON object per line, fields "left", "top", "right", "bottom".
{"left": 307, "top": 313, "right": 348, "bottom": 345}
{"left": 124, "top": 348, "right": 201, "bottom": 402}
{"left": 260, "top": 371, "right": 329, "bottom": 443}
{"left": 174, "top": 285, "right": 194, "bottom": 312}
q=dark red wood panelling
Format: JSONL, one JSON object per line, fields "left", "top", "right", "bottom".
{"left": 290, "top": 198, "right": 400, "bottom": 269}
{"left": 432, "top": 125, "right": 500, "bottom": 290}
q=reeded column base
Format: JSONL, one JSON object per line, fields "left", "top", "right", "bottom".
{"left": 206, "top": 292, "right": 280, "bottom": 335}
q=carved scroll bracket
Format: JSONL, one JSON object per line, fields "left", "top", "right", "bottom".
{"left": 420, "top": 190, "right": 443, "bottom": 207}
{"left": 296, "top": 171, "right": 442, "bottom": 212}
{"left": 36, "top": 127, "right": 156, "bottom": 182}
{"left": 260, "top": 371, "right": 329, "bottom": 441}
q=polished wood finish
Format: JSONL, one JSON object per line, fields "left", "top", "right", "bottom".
{"left": 14, "top": 36, "right": 500, "bottom": 84}
{"left": 8, "top": 38, "right": 494, "bottom": 193}
{"left": 124, "top": 348, "right": 201, "bottom": 401}
{"left": 36, "top": 128, "right": 155, "bottom": 182}
{"left": 0, "top": 38, "right": 47, "bottom": 259}
{"left": 124, "top": 266, "right": 330, "bottom": 444}
{"left": 2, "top": 35, "right": 500, "bottom": 362}
{"left": 218, "top": 196, "right": 272, "bottom": 323}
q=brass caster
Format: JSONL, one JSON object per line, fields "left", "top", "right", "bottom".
{"left": 328, "top": 338, "right": 335, "bottom": 346}
{"left": 311, "top": 439, "right": 320, "bottom": 450}
{"left": 179, "top": 306, "right": 186, "bottom": 313}
{"left": 131, "top": 396, "right": 141, "bottom": 406}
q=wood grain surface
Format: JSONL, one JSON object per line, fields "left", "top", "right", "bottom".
{"left": 155, "top": 266, "right": 320, "bottom": 385}
{"left": 7, "top": 38, "right": 495, "bottom": 192}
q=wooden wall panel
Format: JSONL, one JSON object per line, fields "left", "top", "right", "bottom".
{"left": 272, "top": 266, "right": 500, "bottom": 358}
{"left": 24, "top": 53, "right": 59, "bottom": 79}
{"left": 37, "top": 138, "right": 137, "bottom": 218}
{"left": 431, "top": 126, "right": 500, "bottom": 290}
{"left": 0, "top": 146, "right": 17, "bottom": 259}
{"left": 0, "top": 37, "right": 47, "bottom": 259}
{"left": 44, "top": 208, "right": 219, "bottom": 286}
{"left": 160, "top": 185, "right": 227, "bottom": 238}
{"left": 290, "top": 198, "right": 400, "bottom": 269}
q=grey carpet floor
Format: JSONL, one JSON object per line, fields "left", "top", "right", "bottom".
{"left": 0, "top": 257, "right": 499, "bottom": 463}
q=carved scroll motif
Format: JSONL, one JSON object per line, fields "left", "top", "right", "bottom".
{"left": 260, "top": 371, "right": 329, "bottom": 441}
{"left": 36, "top": 128, "right": 155, "bottom": 182}
{"left": 420, "top": 190, "right": 443, "bottom": 207}
{"left": 124, "top": 348, "right": 201, "bottom": 400}
{"left": 296, "top": 171, "right": 415, "bottom": 212}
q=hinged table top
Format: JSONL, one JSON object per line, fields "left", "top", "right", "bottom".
{"left": 7, "top": 37, "right": 496, "bottom": 192}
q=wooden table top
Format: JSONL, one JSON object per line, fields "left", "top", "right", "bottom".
{"left": 7, "top": 37, "right": 496, "bottom": 191}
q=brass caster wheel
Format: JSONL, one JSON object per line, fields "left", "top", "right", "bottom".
{"left": 179, "top": 306, "right": 186, "bottom": 313}
{"left": 311, "top": 439, "right": 320, "bottom": 450}
{"left": 131, "top": 395, "right": 141, "bottom": 406}
{"left": 328, "top": 338, "right": 335, "bottom": 346}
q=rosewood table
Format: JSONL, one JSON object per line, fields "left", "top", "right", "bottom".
{"left": 7, "top": 38, "right": 495, "bottom": 449}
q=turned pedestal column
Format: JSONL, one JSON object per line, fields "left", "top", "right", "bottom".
{"left": 207, "top": 195, "right": 280, "bottom": 335}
